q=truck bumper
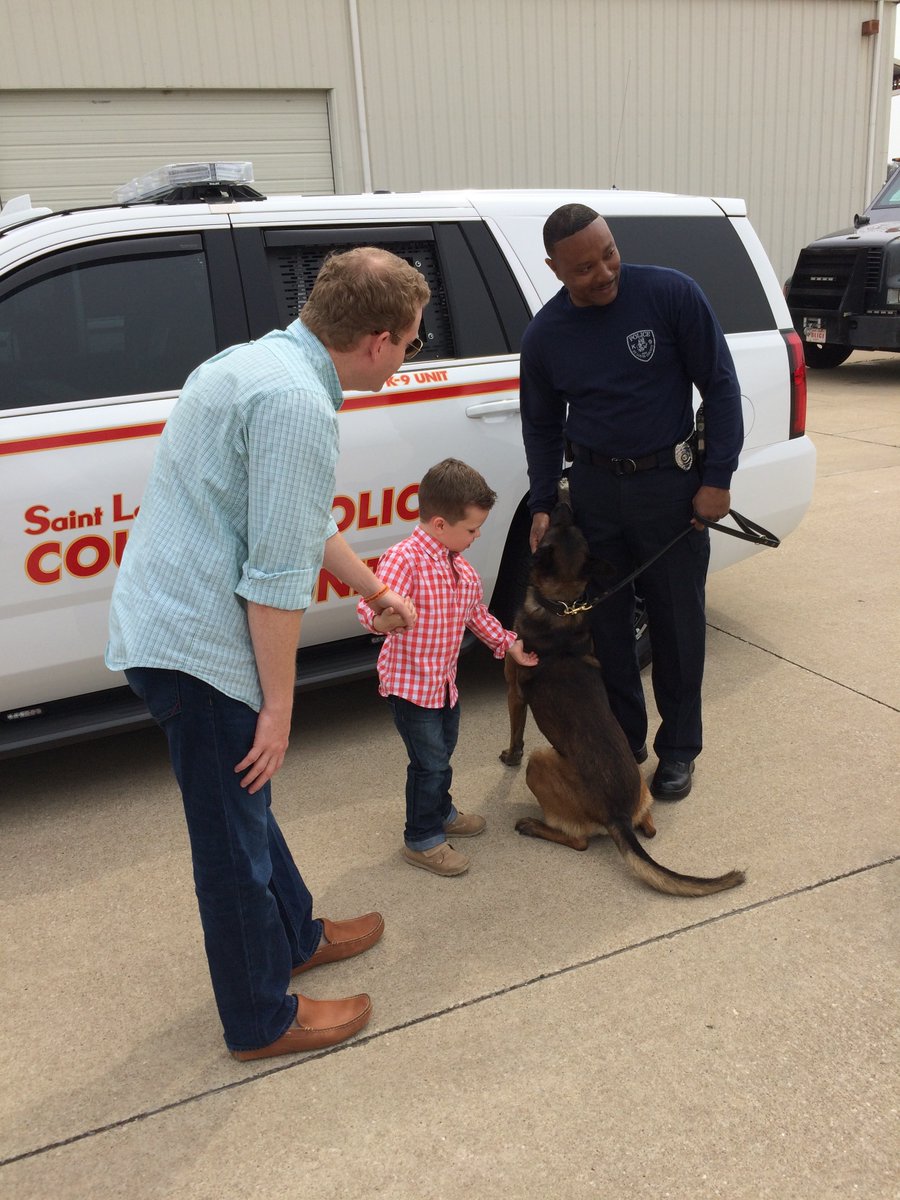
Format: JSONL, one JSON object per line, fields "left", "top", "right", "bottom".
{"left": 795, "top": 312, "right": 900, "bottom": 351}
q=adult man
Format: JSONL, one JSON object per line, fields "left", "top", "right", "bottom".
{"left": 519, "top": 204, "right": 743, "bottom": 801}
{"left": 107, "top": 247, "right": 429, "bottom": 1060}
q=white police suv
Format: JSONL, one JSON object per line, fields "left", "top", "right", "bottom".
{"left": 0, "top": 163, "right": 815, "bottom": 755}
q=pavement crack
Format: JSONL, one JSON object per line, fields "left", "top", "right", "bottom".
{"left": 707, "top": 623, "right": 899, "bottom": 713}
{"left": 3, "top": 854, "right": 897, "bottom": 1171}
{"left": 806, "top": 426, "right": 900, "bottom": 450}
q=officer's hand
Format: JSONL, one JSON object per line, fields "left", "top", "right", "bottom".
{"left": 529, "top": 512, "right": 550, "bottom": 553}
{"left": 692, "top": 485, "right": 731, "bottom": 529}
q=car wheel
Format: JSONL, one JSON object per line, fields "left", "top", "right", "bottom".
{"left": 803, "top": 342, "right": 853, "bottom": 369}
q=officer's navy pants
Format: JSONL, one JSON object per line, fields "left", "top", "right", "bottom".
{"left": 568, "top": 459, "right": 710, "bottom": 762}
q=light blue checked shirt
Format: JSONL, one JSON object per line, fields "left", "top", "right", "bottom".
{"left": 106, "top": 320, "right": 342, "bottom": 711}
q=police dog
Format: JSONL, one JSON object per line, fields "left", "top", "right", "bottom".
{"left": 500, "top": 504, "right": 744, "bottom": 897}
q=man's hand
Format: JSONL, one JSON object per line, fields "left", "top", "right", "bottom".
{"left": 508, "top": 639, "right": 539, "bottom": 667}
{"left": 691, "top": 485, "right": 730, "bottom": 530}
{"left": 371, "top": 588, "right": 416, "bottom": 629}
{"left": 235, "top": 704, "right": 292, "bottom": 794}
{"left": 372, "top": 604, "right": 410, "bottom": 634}
{"left": 529, "top": 512, "right": 550, "bottom": 553}
{"left": 244, "top": 602, "right": 302, "bottom": 793}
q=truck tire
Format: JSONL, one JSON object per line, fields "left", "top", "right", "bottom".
{"left": 803, "top": 343, "right": 853, "bottom": 369}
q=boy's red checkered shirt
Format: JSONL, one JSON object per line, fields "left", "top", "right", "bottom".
{"left": 357, "top": 525, "right": 517, "bottom": 708}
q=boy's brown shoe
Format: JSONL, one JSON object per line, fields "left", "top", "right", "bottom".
{"left": 402, "top": 842, "right": 470, "bottom": 876}
{"left": 443, "top": 811, "right": 486, "bottom": 837}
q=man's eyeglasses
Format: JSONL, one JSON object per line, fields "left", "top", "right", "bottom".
{"left": 382, "top": 331, "right": 424, "bottom": 361}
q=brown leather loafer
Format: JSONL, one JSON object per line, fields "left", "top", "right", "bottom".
{"left": 291, "top": 911, "right": 385, "bottom": 976}
{"left": 231, "top": 992, "right": 372, "bottom": 1060}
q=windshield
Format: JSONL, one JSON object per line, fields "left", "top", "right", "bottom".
{"left": 866, "top": 165, "right": 900, "bottom": 215}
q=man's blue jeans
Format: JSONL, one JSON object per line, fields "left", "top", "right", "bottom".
{"left": 125, "top": 667, "right": 322, "bottom": 1053}
{"left": 387, "top": 694, "right": 460, "bottom": 850}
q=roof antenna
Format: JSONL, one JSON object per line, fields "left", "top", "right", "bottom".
{"left": 610, "top": 61, "right": 631, "bottom": 189}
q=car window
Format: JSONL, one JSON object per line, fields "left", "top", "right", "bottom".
{"left": 606, "top": 216, "right": 776, "bottom": 333}
{"left": 258, "top": 221, "right": 527, "bottom": 361}
{"left": 0, "top": 237, "right": 216, "bottom": 410}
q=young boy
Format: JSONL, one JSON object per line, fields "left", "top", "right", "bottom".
{"left": 357, "top": 459, "right": 537, "bottom": 876}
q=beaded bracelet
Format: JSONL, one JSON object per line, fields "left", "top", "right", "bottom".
{"left": 364, "top": 583, "right": 389, "bottom": 604}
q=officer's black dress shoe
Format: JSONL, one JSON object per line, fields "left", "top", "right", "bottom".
{"left": 650, "top": 759, "right": 694, "bottom": 800}
{"left": 633, "top": 743, "right": 648, "bottom": 764}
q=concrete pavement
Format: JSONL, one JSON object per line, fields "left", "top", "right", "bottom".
{"left": 0, "top": 352, "right": 897, "bottom": 1199}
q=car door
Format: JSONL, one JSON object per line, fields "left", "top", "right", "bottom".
{"left": 0, "top": 222, "right": 246, "bottom": 710}
{"left": 231, "top": 216, "right": 532, "bottom": 647}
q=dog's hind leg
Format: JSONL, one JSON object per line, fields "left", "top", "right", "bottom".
{"left": 515, "top": 816, "right": 590, "bottom": 851}
{"left": 635, "top": 776, "right": 656, "bottom": 838}
{"left": 515, "top": 748, "right": 590, "bottom": 850}
{"left": 500, "top": 654, "right": 528, "bottom": 766}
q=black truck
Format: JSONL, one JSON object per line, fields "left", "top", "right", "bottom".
{"left": 786, "top": 161, "right": 900, "bottom": 368}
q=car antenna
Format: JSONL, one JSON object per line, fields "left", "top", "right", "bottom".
{"left": 610, "top": 60, "right": 631, "bottom": 189}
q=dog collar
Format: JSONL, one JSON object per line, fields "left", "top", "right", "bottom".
{"left": 531, "top": 591, "right": 597, "bottom": 617}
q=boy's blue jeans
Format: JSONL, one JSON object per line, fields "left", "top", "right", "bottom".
{"left": 387, "top": 694, "right": 460, "bottom": 850}
{"left": 125, "top": 667, "right": 322, "bottom": 1053}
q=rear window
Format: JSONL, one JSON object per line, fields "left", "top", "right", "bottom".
{"left": 606, "top": 216, "right": 775, "bottom": 333}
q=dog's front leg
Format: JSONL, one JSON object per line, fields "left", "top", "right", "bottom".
{"left": 499, "top": 654, "right": 527, "bottom": 766}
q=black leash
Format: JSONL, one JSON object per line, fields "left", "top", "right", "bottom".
{"left": 536, "top": 508, "right": 780, "bottom": 615}
{"left": 695, "top": 508, "right": 780, "bottom": 549}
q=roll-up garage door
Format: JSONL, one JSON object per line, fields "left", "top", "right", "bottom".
{"left": 0, "top": 89, "right": 334, "bottom": 209}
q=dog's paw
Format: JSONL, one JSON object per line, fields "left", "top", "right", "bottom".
{"left": 515, "top": 817, "right": 539, "bottom": 837}
{"left": 500, "top": 747, "right": 523, "bottom": 767}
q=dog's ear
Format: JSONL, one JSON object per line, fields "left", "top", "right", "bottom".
{"left": 532, "top": 541, "right": 556, "bottom": 574}
{"left": 550, "top": 501, "right": 574, "bottom": 528}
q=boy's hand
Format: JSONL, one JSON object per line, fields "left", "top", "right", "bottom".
{"left": 373, "top": 605, "right": 409, "bottom": 634}
{"left": 509, "top": 638, "right": 538, "bottom": 667}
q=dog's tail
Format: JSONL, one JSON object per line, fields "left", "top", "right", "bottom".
{"left": 608, "top": 821, "right": 745, "bottom": 897}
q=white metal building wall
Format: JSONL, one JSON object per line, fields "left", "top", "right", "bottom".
{"left": 0, "top": 0, "right": 895, "bottom": 280}
{"left": 356, "top": 0, "right": 897, "bottom": 281}
{"left": 0, "top": 0, "right": 364, "bottom": 197}
{"left": 0, "top": 90, "right": 334, "bottom": 208}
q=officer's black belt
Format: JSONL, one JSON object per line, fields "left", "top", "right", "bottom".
{"left": 569, "top": 443, "right": 674, "bottom": 474}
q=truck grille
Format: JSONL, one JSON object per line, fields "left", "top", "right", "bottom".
{"left": 864, "top": 247, "right": 884, "bottom": 297}
{"left": 788, "top": 247, "right": 857, "bottom": 311}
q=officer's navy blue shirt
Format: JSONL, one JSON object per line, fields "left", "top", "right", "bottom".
{"left": 519, "top": 263, "right": 743, "bottom": 514}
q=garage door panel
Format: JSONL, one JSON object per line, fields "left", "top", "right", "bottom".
{"left": 0, "top": 90, "right": 334, "bottom": 208}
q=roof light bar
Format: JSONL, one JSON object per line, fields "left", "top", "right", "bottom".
{"left": 115, "top": 162, "right": 255, "bottom": 204}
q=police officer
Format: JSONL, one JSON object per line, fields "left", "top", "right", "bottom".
{"left": 519, "top": 204, "right": 743, "bottom": 800}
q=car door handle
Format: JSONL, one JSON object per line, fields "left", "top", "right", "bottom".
{"left": 466, "top": 398, "right": 520, "bottom": 418}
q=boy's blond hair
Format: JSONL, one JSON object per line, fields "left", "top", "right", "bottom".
{"left": 417, "top": 458, "right": 497, "bottom": 523}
